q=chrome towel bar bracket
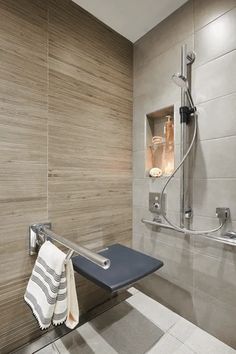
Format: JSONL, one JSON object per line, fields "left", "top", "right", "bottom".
{"left": 29, "top": 223, "right": 111, "bottom": 270}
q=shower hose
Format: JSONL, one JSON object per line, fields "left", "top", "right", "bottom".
{"left": 159, "top": 112, "right": 226, "bottom": 235}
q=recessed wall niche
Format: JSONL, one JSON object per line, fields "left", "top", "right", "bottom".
{"left": 146, "top": 105, "right": 174, "bottom": 178}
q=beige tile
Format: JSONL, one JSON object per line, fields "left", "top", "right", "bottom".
{"left": 0, "top": 0, "right": 133, "bottom": 353}
{"left": 0, "top": 1, "right": 48, "bottom": 352}
{"left": 194, "top": 0, "right": 236, "bottom": 30}
{"left": 194, "top": 8, "right": 236, "bottom": 66}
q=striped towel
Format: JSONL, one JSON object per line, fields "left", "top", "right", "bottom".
{"left": 24, "top": 240, "right": 79, "bottom": 330}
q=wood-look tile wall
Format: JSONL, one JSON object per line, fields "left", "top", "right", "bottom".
{"left": 0, "top": 0, "right": 133, "bottom": 352}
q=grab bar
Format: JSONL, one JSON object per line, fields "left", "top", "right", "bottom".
{"left": 141, "top": 218, "right": 236, "bottom": 247}
{"left": 29, "top": 223, "right": 111, "bottom": 269}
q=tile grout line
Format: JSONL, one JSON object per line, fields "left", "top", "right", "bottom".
{"left": 193, "top": 4, "right": 236, "bottom": 33}
{"left": 46, "top": 4, "right": 49, "bottom": 223}
{"left": 195, "top": 88, "right": 236, "bottom": 107}
{"left": 193, "top": 48, "right": 236, "bottom": 70}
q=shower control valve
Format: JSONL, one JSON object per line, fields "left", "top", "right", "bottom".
{"left": 149, "top": 192, "right": 166, "bottom": 214}
{"left": 184, "top": 208, "right": 193, "bottom": 219}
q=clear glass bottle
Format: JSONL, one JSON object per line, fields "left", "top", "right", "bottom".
{"left": 163, "top": 115, "right": 174, "bottom": 175}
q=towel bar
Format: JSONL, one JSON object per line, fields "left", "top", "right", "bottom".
{"left": 29, "top": 224, "right": 164, "bottom": 292}
{"left": 29, "top": 223, "right": 110, "bottom": 269}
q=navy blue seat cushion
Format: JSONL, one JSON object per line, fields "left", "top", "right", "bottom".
{"left": 72, "top": 244, "right": 163, "bottom": 292}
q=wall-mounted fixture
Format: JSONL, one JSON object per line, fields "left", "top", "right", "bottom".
{"left": 146, "top": 105, "right": 174, "bottom": 178}
{"left": 28, "top": 223, "right": 164, "bottom": 293}
{"left": 143, "top": 44, "right": 231, "bottom": 238}
{"left": 149, "top": 192, "right": 166, "bottom": 214}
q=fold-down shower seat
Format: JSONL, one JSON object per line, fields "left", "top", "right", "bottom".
{"left": 72, "top": 243, "right": 163, "bottom": 292}
{"left": 29, "top": 224, "right": 164, "bottom": 292}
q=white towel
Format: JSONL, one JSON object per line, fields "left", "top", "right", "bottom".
{"left": 65, "top": 259, "right": 79, "bottom": 329}
{"left": 24, "top": 240, "right": 79, "bottom": 330}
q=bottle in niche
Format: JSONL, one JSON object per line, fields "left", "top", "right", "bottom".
{"left": 163, "top": 115, "right": 174, "bottom": 175}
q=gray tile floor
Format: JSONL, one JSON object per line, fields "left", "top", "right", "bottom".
{"left": 36, "top": 287, "right": 235, "bottom": 354}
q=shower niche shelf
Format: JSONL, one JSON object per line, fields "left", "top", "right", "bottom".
{"left": 146, "top": 105, "right": 174, "bottom": 178}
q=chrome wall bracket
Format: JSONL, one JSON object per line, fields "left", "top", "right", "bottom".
{"left": 28, "top": 222, "right": 110, "bottom": 269}
{"left": 216, "top": 207, "right": 230, "bottom": 221}
{"left": 186, "top": 51, "right": 196, "bottom": 65}
{"left": 29, "top": 222, "right": 52, "bottom": 255}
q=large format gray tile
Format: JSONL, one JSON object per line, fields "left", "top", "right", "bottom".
{"left": 133, "top": 95, "right": 156, "bottom": 132}
{"left": 193, "top": 289, "right": 236, "bottom": 349}
{"left": 193, "top": 50, "right": 236, "bottom": 104}
{"left": 126, "top": 291, "right": 180, "bottom": 331}
{"left": 137, "top": 274, "right": 196, "bottom": 324}
{"left": 134, "top": 1, "right": 194, "bottom": 71}
{"left": 133, "top": 208, "right": 188, "bottom": 253}
{"left": 194, "top": 0, "right": 236, "bottom": 30}
{"left": 135, "top": 233, "right": 194, "bottom": 291}
{"left": 134, "top": 42, "right": 183, "bottom": 102}
{"left": 197, "top": 93, "right": 236, "bottom": 141}
{"left": 147, "top": 333, "right": 196, "bottom": 354}
{"left": 192, "top": 178, "right": 236, "bottom": 219}
{"left": 192, "top": 215, "right": 236, "bottom": 263}
{"left": 89, "top": 301, "right": 164, "bottom": 354}
{"left": 193, "top": 252, "right": 236, "bottom": 308}
{"left": 169, "top": 316, "right": 235, "bottom": 353}
{"left": 36, "top": 343, "right": 59, "bottom": 354}
{"left": 133, "top": 150, "right": 145, "bottom": 179}
{"left": 132, "top": 206, "right": 153, "bottom": 239}
{"left": 194, "top": 8, "right": 236, "bottom": 66}
{"left": 150, "top": 228, "right": 193, "bottom": 252}
{"left": 192, "top": 136, "right": 236, "bottom": 179}
{"left": 133, "top": 178, "right": 149, "bottom": 208}
{"left": 54, "top": 324, "right": 115, "bottom": 354}
{"left": 133, "top": 131, "right": 145, "bottom": 152}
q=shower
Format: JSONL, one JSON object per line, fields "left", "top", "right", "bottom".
{"left": 159, "top": 46, "right": 228, "bottom": 236}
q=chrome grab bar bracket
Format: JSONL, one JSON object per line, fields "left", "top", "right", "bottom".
{"left": 29, "top": 222, "right": 110, "bottom": 269}
{"left": 216, "top": 207, "right": 230, "bottom": 221}
{"left": 29, "top": 222, "right": 52, "bottom": 255}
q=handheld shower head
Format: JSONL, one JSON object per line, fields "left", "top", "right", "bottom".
{"left": 172, "top": 73, "right": 196, "bottom": 111}
{"left": 172, "top": 73, "right": 188, "bottom": 89}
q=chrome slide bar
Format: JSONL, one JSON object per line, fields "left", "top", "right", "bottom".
{"left": 29, "top": 223, "right": 110, "bottom": 269}
{"left": 141, "top": 218, "right": 236, "bottom": 247}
